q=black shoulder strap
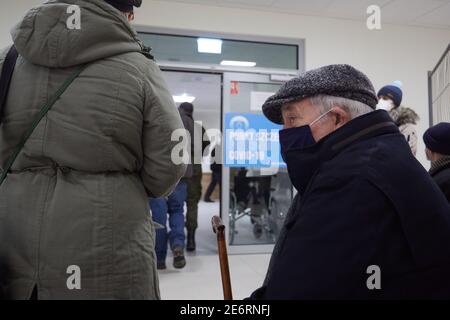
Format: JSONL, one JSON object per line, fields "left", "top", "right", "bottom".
{"left": 141, "top": 45, "right": 154, "bottom": 60}
{"left": 0, "top": 45, "right": 19, "bottom": 123}
{"left": 0, "top": 64, "right": 86, "bottom": 186}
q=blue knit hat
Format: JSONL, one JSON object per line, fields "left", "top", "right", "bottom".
{"left": 377, "top": 80, "right": 403, "bottom": 107}
{"left": 423, "top": 122, "right": 450, "bottom": 155}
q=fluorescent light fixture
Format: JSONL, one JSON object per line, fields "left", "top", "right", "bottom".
{"left": 173, "top": 94, "right": 196, "bottom": 103}
{"left": 220, "top": 60, "right": 257, "bottom": 67}
{"left": 197, "top": 38, "right": 223, "bottom": 54}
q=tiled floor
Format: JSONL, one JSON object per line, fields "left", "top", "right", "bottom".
{"left": 156, "top": 200, "right": 272, "bottom": 300}
{"left": 158, "top": 253, "right": 270, "bottom": 300}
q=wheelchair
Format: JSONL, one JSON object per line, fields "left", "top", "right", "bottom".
{"left": 228, "top": 168, "right": 287, "bottom": 245}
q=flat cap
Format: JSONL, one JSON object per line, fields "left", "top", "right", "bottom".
{"left": 262, "top": 64, "right": 378, "bottom": 124}
{"left": 104, "top": 0, "right": 142, "bottom": 12}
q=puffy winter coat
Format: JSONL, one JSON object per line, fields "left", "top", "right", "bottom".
{"left": 0, "top": 0, "right": 186, "bottom": 299}
{"left": 430, "top": 157, "right": 450, "bottom": 204}
{"left": 389, "top": 106, "right": 419, "bottom": 156}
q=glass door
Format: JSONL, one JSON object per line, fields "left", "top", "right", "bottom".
{"left": 221, "top": 73, "right": 293, "bottom": 254}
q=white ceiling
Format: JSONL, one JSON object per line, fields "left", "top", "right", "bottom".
{"left": 162, "top": 71, "right": 222, "bottom": 114}
{"left": 161, "top": 71, "right": 222, "bottom": 139}
{"left": 163, "top": 0, "right": 450, "bottom": 29}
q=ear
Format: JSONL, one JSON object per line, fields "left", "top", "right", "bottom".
{"left": 331, "top": 107, "right": 350, "bottom": 129}
{"left": 127, "top": 12, "right": 135, "bottom": 22}
{"left": 425, "top": 148, "right": 430, "bottom": 160}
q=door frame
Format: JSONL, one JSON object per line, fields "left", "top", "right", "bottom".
{"left": 140, "top": 26, "right": 305, "bottom": 254}
{"left": 160, "top": 68, "right": 225, "bottom": 220}
{"left": 222, "top": 72, "right": 289, "bottom": 254}
{"left": 134, "top": 25, "right": 304, "bottom": 77}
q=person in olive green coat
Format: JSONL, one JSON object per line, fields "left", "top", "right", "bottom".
{"left": 0, "top": 0, "right": 186, "bottom": 300}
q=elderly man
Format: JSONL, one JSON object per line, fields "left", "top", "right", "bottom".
{"left": 249, "top": 64, "right": 450, "bottom": 299}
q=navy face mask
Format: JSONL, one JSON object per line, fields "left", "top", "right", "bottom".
{"left": 279, "top": 125, "right": 316, "bottom": 162}
{"left": 279, "top": 110, "right": 331, "bottom": 193}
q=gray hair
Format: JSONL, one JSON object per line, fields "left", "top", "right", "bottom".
{"left": 310, "top": 94, "right": 373, "bottom": 119}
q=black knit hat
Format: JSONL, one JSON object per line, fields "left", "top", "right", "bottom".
{"left": 262, "top": 64, "right": 378, "bottom": 124}
{"left": 423, "top": 122, "right": 450, "bottom": 155}
{"left": 104, "top": 0, "right": 142, "bottom": 12}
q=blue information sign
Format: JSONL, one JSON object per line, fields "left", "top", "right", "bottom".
{"left": 224, "top": 112, "right": 286, "bottom": 168}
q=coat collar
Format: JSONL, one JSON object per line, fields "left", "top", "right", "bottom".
{"left": 309, "top": 110, "right": 398, "bottom": 163}
{"left": 284, "top": 110, "right": 398, "bottom": 196}
{"left": 430, "top": 156, "right": 450, "bottom": 177}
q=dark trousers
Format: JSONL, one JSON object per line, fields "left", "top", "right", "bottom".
{"left": 204, "top": 171, "right": 221, "bottom": 200}
{"left": 186, "top": 165, "right": 202, "bottom": 231}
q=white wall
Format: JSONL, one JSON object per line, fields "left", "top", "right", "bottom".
{"left": 0, "top": 1, "right": 42, "bottom": 48}
{"left": 134, "top": 0, "right": 450, "bottom": 167}
{"left": 2, "top": 0, "right": 449, "bottom": 166}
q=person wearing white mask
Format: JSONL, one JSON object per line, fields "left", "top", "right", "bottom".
{"left": 377, "top": 81, "right": 419, "bottom": 155}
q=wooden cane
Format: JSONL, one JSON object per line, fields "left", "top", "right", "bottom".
{"left": 212, "top": 215, "right": 233, "bottom": 300}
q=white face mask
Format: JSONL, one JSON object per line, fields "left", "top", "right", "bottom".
{"left": 377, "top": 99, "right": 395, "bottom": 111}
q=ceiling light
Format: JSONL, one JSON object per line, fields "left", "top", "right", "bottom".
{"left": 197, "top": 38, "right": 223, "bottom": 54}
{"left": 173, "top": 94, "right": 196, "bottom": 103}
{"left": 220, "top": 60, "right": 257, "bottom": 67}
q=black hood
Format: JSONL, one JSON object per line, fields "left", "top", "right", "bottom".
{"left": 179, "top": 102, "right": 194, "bottom": 117}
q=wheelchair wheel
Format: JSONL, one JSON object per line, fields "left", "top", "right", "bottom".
{"left": 268, "top": 198, "right": 284, "bottom": 239}
{"left": 253, "top": 223, "right": 263, "bottom": 239}
{"left": 228, "top": 192, "right": 237, "bottom": 245}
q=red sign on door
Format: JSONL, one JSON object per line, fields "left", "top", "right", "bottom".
{"left": 230, "top": 81, "right": 239, "bottom": 95}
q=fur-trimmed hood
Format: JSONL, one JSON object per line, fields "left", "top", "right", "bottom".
{"left": 389, "top": 106, "right": 420, "bottom": 126}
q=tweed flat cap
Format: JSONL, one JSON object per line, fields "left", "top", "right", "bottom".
{"left": 262, "top": 64, "right": 378, "bottom": 124}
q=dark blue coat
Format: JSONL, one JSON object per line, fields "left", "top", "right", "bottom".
{"left": 252, "top": 110, "right": 450, "bottom": 299}
{"left": 431, "top": 162, "right": 450, "bottom": 204}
